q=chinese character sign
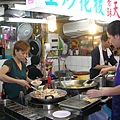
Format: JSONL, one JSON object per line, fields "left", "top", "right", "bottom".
{"left": 26, "top": 0, "right": 120, "bottom": 21}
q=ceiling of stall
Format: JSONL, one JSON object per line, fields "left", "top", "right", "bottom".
{"left": 0, "top": 0, "right": 71, "bottom": 24}
{"left": 0, "top": 0, "right": 108, "bottom": 28}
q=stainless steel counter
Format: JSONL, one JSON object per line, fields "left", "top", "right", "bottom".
{"left": 2, "top": 93, "right": 106, "bottom": 120}
{"left": 3, "top": 96, "right": 81, "bottom": 120}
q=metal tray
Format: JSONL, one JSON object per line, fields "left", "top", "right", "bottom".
{"left": 59, "top": 94, "right": 101, "bottom": 111}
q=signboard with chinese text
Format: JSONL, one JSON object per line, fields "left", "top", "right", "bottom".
{"left": 26, "top": 0, "right": 120, "bottom": 22}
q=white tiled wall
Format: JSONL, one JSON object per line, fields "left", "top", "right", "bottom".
{"left": 52, "top": 56, "right": 120, "bottom": 73}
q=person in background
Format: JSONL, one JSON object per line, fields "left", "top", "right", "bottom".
{"left": 90, "top": 32, "right": 118, "bottom": 79}
{"left": 27, "top": 55, "right": 44, "bottom": 80}
{"left": 87, "top": 20, "right": 120, "bottom": 120}
{"left": 27, "top": 55, "right": 44, "bottom": 94}
{"left": 0, "top": 40, "right": 34, "bottom": 101}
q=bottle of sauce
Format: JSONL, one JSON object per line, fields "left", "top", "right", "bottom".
{"left": 47, "top": 76, "right": 52, "bottom": 88}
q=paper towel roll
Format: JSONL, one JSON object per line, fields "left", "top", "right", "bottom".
{"left": 44, "top": 43, "right": 50, "bottom": 52}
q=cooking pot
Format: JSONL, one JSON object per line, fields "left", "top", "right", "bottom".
{"left": 105, "top": 73, "right": 114, "bottom": 87}
{"left": 58, "top": 80, "right": 98, "bottom": 96}
{"left": 29, "top": 89, "right": 67, "bottom": 104}
{"left": 106, "top": 79, "right": 114, "bottom": 87}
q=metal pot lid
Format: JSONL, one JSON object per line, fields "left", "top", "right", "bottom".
{"left": 29, "top": 38, "right": 42, "bottom": 56}
{"left": 17, "top": 23, "right": 33, "bottom": 41}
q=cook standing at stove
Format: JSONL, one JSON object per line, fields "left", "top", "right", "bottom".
{"left": 0, "top": 40, "right": 32, "bottom": 100}
{"left": 90, "top": 32, "right": 117, "bottom": 79}
{"left": 87, "top": 20, "right": 120, "bottom": 120}
{"left": 27, "top": 55, "right": 44, "bottom": 80}
{"left": 27, "top": 55, "right": 44, "bottom": 94}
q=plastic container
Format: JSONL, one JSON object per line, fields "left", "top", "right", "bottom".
{"left": 19, "top": 91, "right": 25, "bottom": 105}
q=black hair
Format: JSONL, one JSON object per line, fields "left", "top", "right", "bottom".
{"left": 31, "top": 55, "right": 40, "bottom": 65}
{"left": 107, "top": 20, "right": 120, "bottom": 36}
{"left": 101, "top": 32, "right": 108, "bottom": 42}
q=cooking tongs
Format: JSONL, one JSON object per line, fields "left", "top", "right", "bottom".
{"left": 83, "top": 74, "right": 102, "bottom": 86}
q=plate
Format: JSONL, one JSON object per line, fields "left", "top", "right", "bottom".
{"left": 31, "top": 80, "right": 42, "bottom": 87}
{"left": 52, "top": 110, "right": 71, "bottom": 118}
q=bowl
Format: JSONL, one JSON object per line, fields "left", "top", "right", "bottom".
{"left": 31, "top": 80, "right": 42, "bottom": 87}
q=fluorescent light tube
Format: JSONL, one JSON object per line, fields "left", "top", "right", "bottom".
{"left": 11, "top": 4, "right": 27, "bottom": 11}
{"left": 5, "top": 17, "right": 48, "bottom": 24}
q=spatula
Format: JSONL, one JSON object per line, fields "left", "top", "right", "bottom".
{"left": 31, "top": 86, "right": 38, "bottom": 91}
{"left": 83, "top": 74, "right": 102, "bottom": 85}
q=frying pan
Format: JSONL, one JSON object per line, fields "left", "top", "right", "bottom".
{"left": 29, "top": 89, "right": 67, "bottom": 104}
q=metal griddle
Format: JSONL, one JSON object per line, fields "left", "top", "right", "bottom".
{"left": 59, "top": 95, "right": 101, "bottom": 116}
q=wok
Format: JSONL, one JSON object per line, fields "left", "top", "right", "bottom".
{"left": 59, "top": 80, "right": 98, "bottom": 89}
{"left": 58, "top": 80, "right": 98, "bottom": 96}
{"left": 29, "top": 89, "right": 67, "bottom": 104}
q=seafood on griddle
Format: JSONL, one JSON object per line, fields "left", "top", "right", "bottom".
{"left": 82, "top": 96, "right": 99, "bottom": 103}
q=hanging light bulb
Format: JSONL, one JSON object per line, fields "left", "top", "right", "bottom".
{"left": 89, "top": 20, "right": 96, "bottom": 34}
{"left": 47, "top": 15, "right": 57, "bottom": 32}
